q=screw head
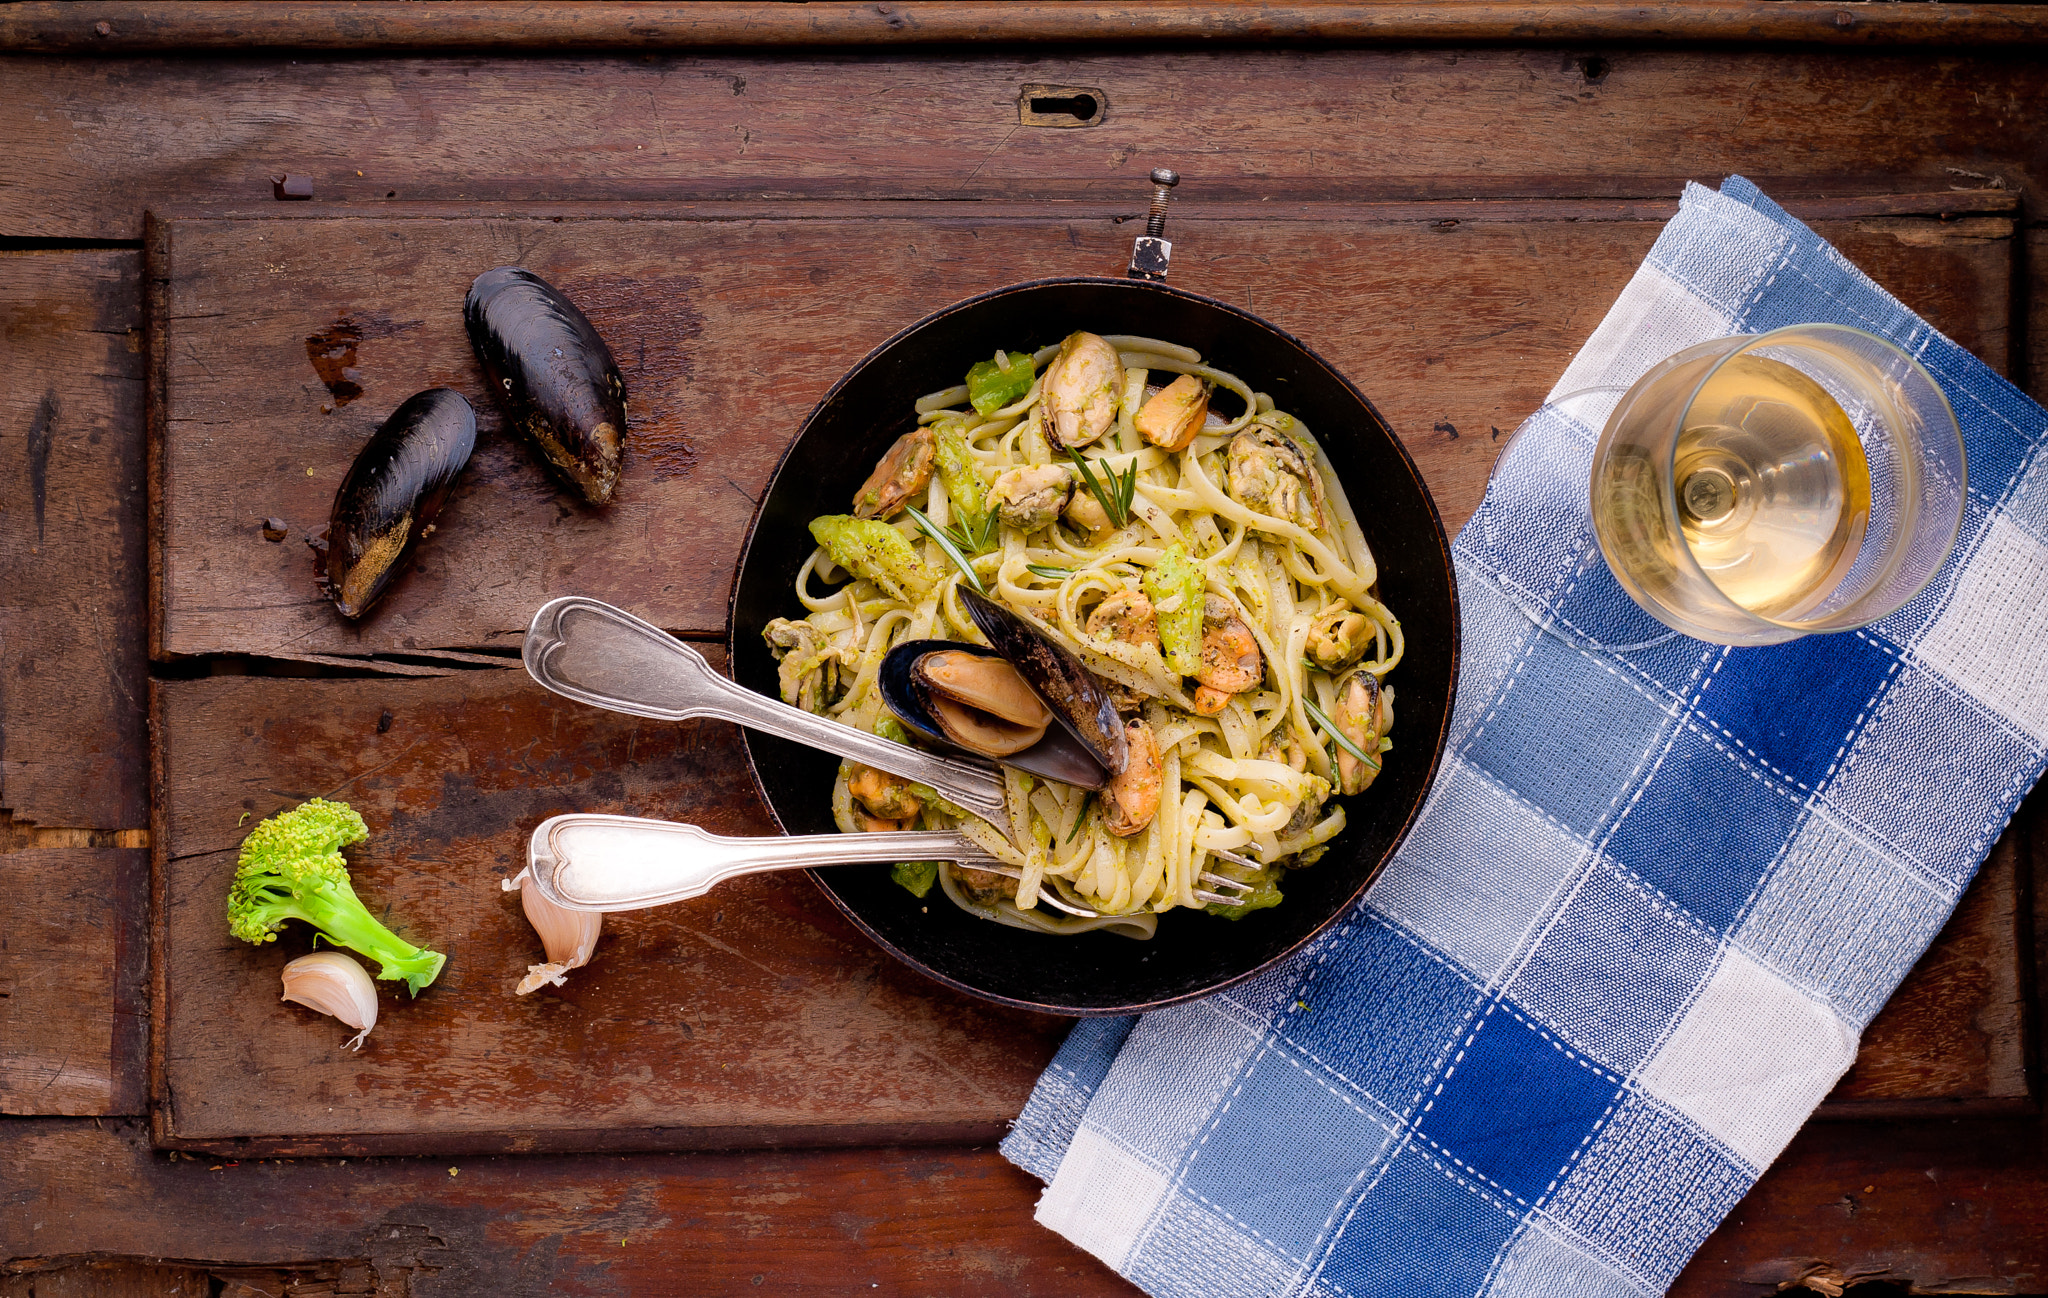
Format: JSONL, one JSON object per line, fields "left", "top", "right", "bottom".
{"left": 1150, "top": 168, "right": 1179, "bottom": 187}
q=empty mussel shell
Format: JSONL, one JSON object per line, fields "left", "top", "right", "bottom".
{"left": 464, "top": 266, "right": 627, "bottom": 507}
{"left": 880, "top": 640, "right": 1111, "bottom": 789}
{"left": 960, "top": 589, "right": 1129, "bottom": 776}
{"left": 312, "top": 387, "right": 477, "bottom": 619}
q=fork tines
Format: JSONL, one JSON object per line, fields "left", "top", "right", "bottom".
{"left": 949, "top": 859, "right": 1099, "bottom": 917}
{"left": 1193, "top": 848, "right": 1261, "bottom": 907}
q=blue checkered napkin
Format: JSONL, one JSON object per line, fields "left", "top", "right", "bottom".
{"left": 1000, "top": 176, "right": 2048, "bottom": 1297}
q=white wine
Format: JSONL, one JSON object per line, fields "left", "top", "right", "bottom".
{"left": 1670, "top": 353, "right": 1871, "bottom": 619}
{"left": 1589, "top": 325, "right": 1958, "bottom": 646}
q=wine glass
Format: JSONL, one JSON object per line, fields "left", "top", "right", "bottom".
{"left": 1588, "top": 324, "right": 1965, "bottom": 647}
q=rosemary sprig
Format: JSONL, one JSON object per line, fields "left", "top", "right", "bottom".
{"left": 1066, "top": 794, "right": 1093, "bottom": 843}
{"left": 906, "top": 505, "right": 986, "bottom": 596}
{"left": 1026, "top": 563, "right": 1072, "bottom": 581}
{"left": 1303, "top": 696, "right": 1381, "bottom": 771}
{"left": 1065, "top": 447, "right": 1139, "bottom": 529}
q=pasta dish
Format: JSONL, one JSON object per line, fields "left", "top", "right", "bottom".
{"left": 763, "top": 331, "right": 1399, "bottom": 938}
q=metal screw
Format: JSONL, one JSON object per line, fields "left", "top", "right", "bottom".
{"left": 1145, "top": 168, "right": 1179, "bottom": 237}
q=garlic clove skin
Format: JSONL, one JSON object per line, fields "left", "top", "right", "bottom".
{"left": 280, "top": 950, "right": 379, "bottom": 1051}
{"left": 504, "top": 866, "right": 602, "bottom": 996}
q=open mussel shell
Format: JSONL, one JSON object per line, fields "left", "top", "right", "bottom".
{"left": 959, "top": 588, "right": 1129, "bottom": 774}
{"left": 464, "top": 266, "right": 627, "bottom": 507}
{"left": 879, "top": 640, "right": 1112, "bottom": 789}
{"left": 313, "top": 387, "right": 477, "bottom": 619}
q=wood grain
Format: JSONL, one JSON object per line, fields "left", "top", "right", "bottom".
{"left": 0, "top": 849, "right": 148, "bottom": 1117}
{"left": 8, "top": 2, "right": 2048, "bottom": 53}
{"left": 152, "top": 666, "right": 1070, "bottom": 1155}
{"left": 150, "top": 200, "right": 2012, "bottom": 661}
{"left": 0, "top": 250, "right": 148, "bottom": 830}
{"left": 6, "top": 1112, "right": 2045, "bottom": 1295}
{"left": 5, "top": 50, "right": 2047, "bottom": 241}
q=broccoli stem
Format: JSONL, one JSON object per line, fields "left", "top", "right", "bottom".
{"left": 251, "top": 873, "right": 446, "bottom": 996}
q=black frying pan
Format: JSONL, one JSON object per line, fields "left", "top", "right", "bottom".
{"left": 727, "top": 276, "right": 1458, "bottom": 1014}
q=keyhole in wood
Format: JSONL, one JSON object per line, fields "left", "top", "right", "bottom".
{"left": 1017, "top": 84, "right": 1108, "bottom": 128}
{"left": 1032, "top": 94, "right": 1096, "bottom": 121}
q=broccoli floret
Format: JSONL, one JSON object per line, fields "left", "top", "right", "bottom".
{"left": 226, "top": 798, "right": 446, "bottom": 996}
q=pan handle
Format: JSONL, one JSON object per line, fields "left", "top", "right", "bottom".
{"left": 1126, "top": 168, "right": 1179, "bottom": 281}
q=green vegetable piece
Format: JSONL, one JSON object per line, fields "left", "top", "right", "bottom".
{"left": 1143, "top": 542, "right": 1204, "bottom": 677}
{"left": 891, "top": 859, "right": 940, "bottom": 899}
{"left": 226, "top": 798, "right": 446, "bottom": 996}
{"left": 1206, "top": 869, "right": 1285, "bottom": 920}
{"left": 932, "top": 424, "right": 994, "bottom": 552}
{"left": 874, "top": 714, "right": 910, "bottom": 744}
{"left": 966, "top": 350, "right": 1036, "bottom": 417}
{"left": 809, "top": 514, "right": 936, "bottom": 601}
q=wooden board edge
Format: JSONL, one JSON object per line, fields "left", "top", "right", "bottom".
{"left": 138, "top": 191, "right": 2021, "bottom": 231}
{"left": 7, "top": 2, "right": 2048, "bottom": 52}
{"left": 144, "top": 210, "right": 170, "bottom": 665}
{"left": 1809, "top": 1095, "right": 2038, "bottom": 1122}
{"left": 147, "top": 676, "right": 172, "bottom": 1143}
{"left": 149, "top": 1119, "right": 1017, "bottom": 1158}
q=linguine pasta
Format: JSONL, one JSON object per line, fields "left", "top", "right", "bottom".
{"left": 765, "top": 333, "right": 1400, "bottom": 938}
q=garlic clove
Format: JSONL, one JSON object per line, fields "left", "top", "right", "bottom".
{"left": 515, "top": 961, "right": 573, "bottom": 996}
{"left": 504, "top": 866, "right": 602, "bottom": 996}
{"left": 280, "top": 950, "right": 379, "bottom": 1051}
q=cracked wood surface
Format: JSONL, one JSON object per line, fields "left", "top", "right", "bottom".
{"left": 149, "top": 200, "right": 2012, "bottom": 659}
{"left": 7, "top": 24, "right": 2048, "bottom": 1296}
{"left": 8, "top": 2, "right": 2048, "bottom": 54}
{"left": 0, "top": 849, "right": 148, "bottom": 1116}
{"left": 0, "top": 250, "right": 149, "bottom": 830}
{"left": 4, "top": 1111, "right": 2043, "bottom": 1295}
{"left": 151, "top": 666, "right": 1070, "bottom": 1154}
{"left": 5, "top": 49, "right": 2048, "bottom": 242}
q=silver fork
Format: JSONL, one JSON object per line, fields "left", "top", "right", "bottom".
{"left": 522, "top": 596, "right": 1258, "bottom": 907}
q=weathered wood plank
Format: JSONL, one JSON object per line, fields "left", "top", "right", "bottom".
{"left": 5, "top": 50, "right": 2047, "bottom": 240}
{"left": 0, "top": 849, "right": 148, "bottom": 1117}
{"left": 153, "top": 666, "right": 1070, "bottom": 1154}
{"left": 9, "top": 2, "right": 2048, "bottom": 54}
{"left": 6, "top": 1113, "right": 2045, "bottom": 1294}
{"left": 152, "top": 201, "right": 2011, "bottom": 660}
{"left": 0, "top": 250, "right": 148, "bottom": 830}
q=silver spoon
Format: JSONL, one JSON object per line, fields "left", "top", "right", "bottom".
{"left": 522, "top": 596, "right": 1013, "bottom": 837}
{"left": 526, "top": 812, "right": 1099, "bottom": 916}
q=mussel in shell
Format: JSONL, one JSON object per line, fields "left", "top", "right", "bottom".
{"left": 960, "top": 589, "right": 1128, "bottom": 775}
{"left": 312, "top": 387, "right": 477, "bottom": 619}
{"left": 878, "top": 588, "right": 1130, "bottom": 789}
{"left": 464, "top": 266, "right": 628, "bottom": 507}
{"left": 880, "top": 640, "right": 1112, "bottom": 789}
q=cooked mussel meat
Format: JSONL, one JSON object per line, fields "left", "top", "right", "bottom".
{"left": 312, "top": 387, "right": 476, "bottom": 620}
{"left": 1226, "top": 422, "right": 1325, "bottom": 531}
{"left": 915, "top": 650, "right": 1053, "bottom": 755}
{"left": 986, "top": 464, "right": 1073, "bottom": 533}
{"left": 878, "top": 588, "right": 1133, "bottom": 790}
{"left": 1330, "top": 666, "right": 1394, "bottom": 795}
{"left": 880, "top": 640, "right": 1103, "bottom": 787}
{"left": 464, "top": 266, "right": 627, "bottom": 507}
{"left": 1135, "top": 373, "right": 1212, "bottom": 452}
{"left": 853, "top": 427, "right": 935, "bottom": 520}
{"left": 1036, "top": 330, "right": 1122, "bottom": 450}
{"left": 1307, "top": 606, "right": 1373, "bottom": 671}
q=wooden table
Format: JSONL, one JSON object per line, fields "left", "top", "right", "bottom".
{"left": 4, "top": 5, "right": 2048, "bottom": 1293}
